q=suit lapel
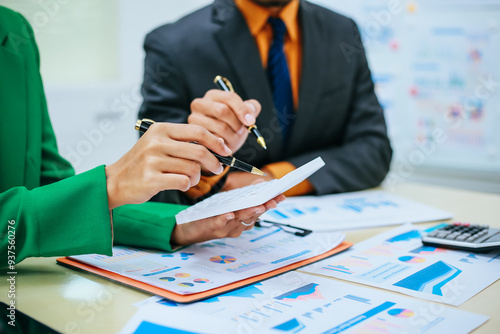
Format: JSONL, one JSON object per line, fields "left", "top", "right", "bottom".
{"left": 212, "top": 0, "right": 283, "bottom": 159}
{"left": 288, "top": 1, "right": 326, "bottom": 152}
{"left": 0, "top": 25, "right": 28, "bottom": 189}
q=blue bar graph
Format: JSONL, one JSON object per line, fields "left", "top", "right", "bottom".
{"left": 344, "top": 295, "right": 371, "bottom": 304}
{"left": 321, "top": 301, "right": 397, "bottom": 334}
{"left": 393, "top": 261, "right": 462, "bottom": 296}
{"left": 273, "top": 318, "right": 305, "bottom": 332}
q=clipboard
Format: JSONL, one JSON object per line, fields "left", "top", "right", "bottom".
{"left": 57, "top": 241, "right": 352, "bottom": 304}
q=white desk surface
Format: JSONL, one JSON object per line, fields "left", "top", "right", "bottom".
{"left": 1, "top": 182, "right": 499, "bottom": 333}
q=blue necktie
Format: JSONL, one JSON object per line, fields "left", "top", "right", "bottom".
{"left": 267, "top": 17, "right": 295, "bottom": 146}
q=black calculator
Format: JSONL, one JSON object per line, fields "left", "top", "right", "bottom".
{"left": 422, "top": 222, "right": 500, "bottom": 252}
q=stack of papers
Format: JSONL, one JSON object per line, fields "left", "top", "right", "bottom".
{"left": 302, "top": 224, "right": 500, "bottom": 306}
{"left": 261, "top": 190, "right": 452, "bottom": 231}
{"left": 120, "top": 271, "right": 488, "bottom": 334}
{"left": 67, "top": 227, "right": 344, "bottom": 296}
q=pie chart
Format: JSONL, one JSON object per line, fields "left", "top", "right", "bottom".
{"left": 210, "top": 255, "right": 237, "bottom": 264}
{"left": 178, "top": 282, "right": 194, "bottom": 287}
{"left": 398, "top": 256, "right": 426, "bottom": 264}
{"left": 194, "top": 278, "right": 210, "bottom": 283}
{"left": 159, "top": 277, "right": 175, "bottom": 282}
{"left": 388, "top": 308, "right": 415, "bottom": 318}
{"left": 174, "top": 273, "right": 191, "bottom": 278}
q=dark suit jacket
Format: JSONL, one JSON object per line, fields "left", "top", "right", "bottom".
{"left": 139, "top": 0, "right": 392, "bottom": 204}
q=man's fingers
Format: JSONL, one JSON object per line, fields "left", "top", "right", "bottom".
{"left": 156, "top": 123, "right": 232, "bottom": 157}
{"left": 205, "top": 90, "right": 257, "bottom": 127}
{"left": 188, "top": 113, "right": 244, "bottom": 146}
{"left": 191, "top": 98, "right": 244, "bottom": 134}
{"left": 245, "top": 99, "right": 261, "bottom": 118}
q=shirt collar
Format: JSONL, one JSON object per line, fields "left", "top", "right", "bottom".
{"left": 235, "top": 0, "right": 300, "bottom": 42}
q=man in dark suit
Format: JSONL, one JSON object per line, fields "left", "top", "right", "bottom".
{"left": 139, "top": 0, "right": 392, "bottom": 205}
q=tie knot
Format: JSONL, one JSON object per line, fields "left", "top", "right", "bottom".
{"left": 268, "top": 17, "right": 287, "bottom": 42}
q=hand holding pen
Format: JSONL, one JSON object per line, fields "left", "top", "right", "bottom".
{"left": 105, "top": 122, "right": 232, "bottom": 209}
{"left": 136, "top": 119, "right": 265, "bottom": 176}
{"left": 188, "top": 77, "right": 265, "bottom": 153}
{"left": 214, "top": 76, "right": 267, "bottom": 149}
{"left": 105, "top": 119, "right": 284, "bottom": 246}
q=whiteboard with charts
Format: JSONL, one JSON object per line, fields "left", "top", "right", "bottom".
{"left": 313, "top": 0, "right": 500, "bottom": 180}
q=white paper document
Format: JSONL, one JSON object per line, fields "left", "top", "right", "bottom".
{"left": 175, "top": 157, "right": 325, "bottom": 224}
{"left": 302, "top": 224, "right": 500, "bottom": 306}
{"left": 261, "top": 190, "right": 452, "bottom": 231}
{"left": 69, "top": 227, "right": 343, "bottom": 295}
{"left": 121, "top": 272, "right": 488, "bottom": 334}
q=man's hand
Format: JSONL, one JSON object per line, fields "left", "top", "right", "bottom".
{"left": 105, "top": 123, "right": 232, "bottom": 210}
{"left": 222, "top": 171, "right": 275, "bottom": 192}
{"left": 189, "top": 90, "right": 261, "bottom": 153}
{"left": 171, "top": 194, "right": 285, "bottom": 246}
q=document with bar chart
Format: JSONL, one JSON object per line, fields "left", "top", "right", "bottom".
{"left": 67, "top": 227, "right": 344, "bottom": 296}
{"left": 302, "top": 224, "right": 500, "bottom": 306}
{"left": 121, "top": 272, "right": 488, "bottom": 334}
{"left": 261, "top": 190, "right": 452, "bottom": 231}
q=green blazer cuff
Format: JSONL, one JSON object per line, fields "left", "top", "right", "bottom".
{"left": 0, "top": 166, "right": 112, "bottom": 266}
{"left": 112, "top": 202, "right": 188, "bottom": 252}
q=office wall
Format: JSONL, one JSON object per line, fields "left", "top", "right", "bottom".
{"left": 3, "top": 0, "right": 499, "bottom": 193}
{"left": 315, "top": 0, "right": 500, "bottom": 193}
{"left": 1, "top": 0, "right": 213, "bottom": 175}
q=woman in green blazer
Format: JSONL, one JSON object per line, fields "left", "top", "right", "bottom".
{"left": 0, "top": 6, "right": 283, "bottom": 266}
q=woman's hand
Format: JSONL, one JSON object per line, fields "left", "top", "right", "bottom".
{"left": 105, "top": 123, "right": 232, "bottom": 210}
{"left": 171, "top": 194, "right": 286, "bottom": 246}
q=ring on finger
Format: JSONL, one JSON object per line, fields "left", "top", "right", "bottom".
{"left": 241, "top": 221, "right": 253, "bottom": 227}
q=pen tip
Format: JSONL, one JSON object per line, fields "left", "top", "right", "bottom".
{"left": 251, "top": 167, "right": 266, "bottom": 176}
{"left": 257, "top": 137, "right": 267, "bottom": 150}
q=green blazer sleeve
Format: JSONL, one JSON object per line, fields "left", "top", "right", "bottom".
{"left": 0, "top": 166, "right": 113, "bottom": 267}
{"left": 113, "top": 202, "right": 189, "bottom": 252}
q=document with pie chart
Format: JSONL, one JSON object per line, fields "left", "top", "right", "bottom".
{"left": 60, "top": 227, "right": 346, "bottom": 301}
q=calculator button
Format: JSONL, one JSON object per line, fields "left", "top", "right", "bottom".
{"left": 456, "top": 235, "right": 468, "bottom": 241}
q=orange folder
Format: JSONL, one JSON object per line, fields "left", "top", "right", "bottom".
{"left": 57, "top": 241, "right": 352, "bottom": 303}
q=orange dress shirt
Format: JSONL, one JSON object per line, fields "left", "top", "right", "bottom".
{"left": 236, "top": 0, "right": 313, "bottom": 196}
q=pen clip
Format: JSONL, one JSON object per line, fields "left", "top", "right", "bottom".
{"left": 221, "top": 77, "right": 234, "bottom": 92}
{"left": 255, "top": 219, "right": 313, "bottom": 237}
{"left": 214, "top": 75, "right": 235, "bottom": 92}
